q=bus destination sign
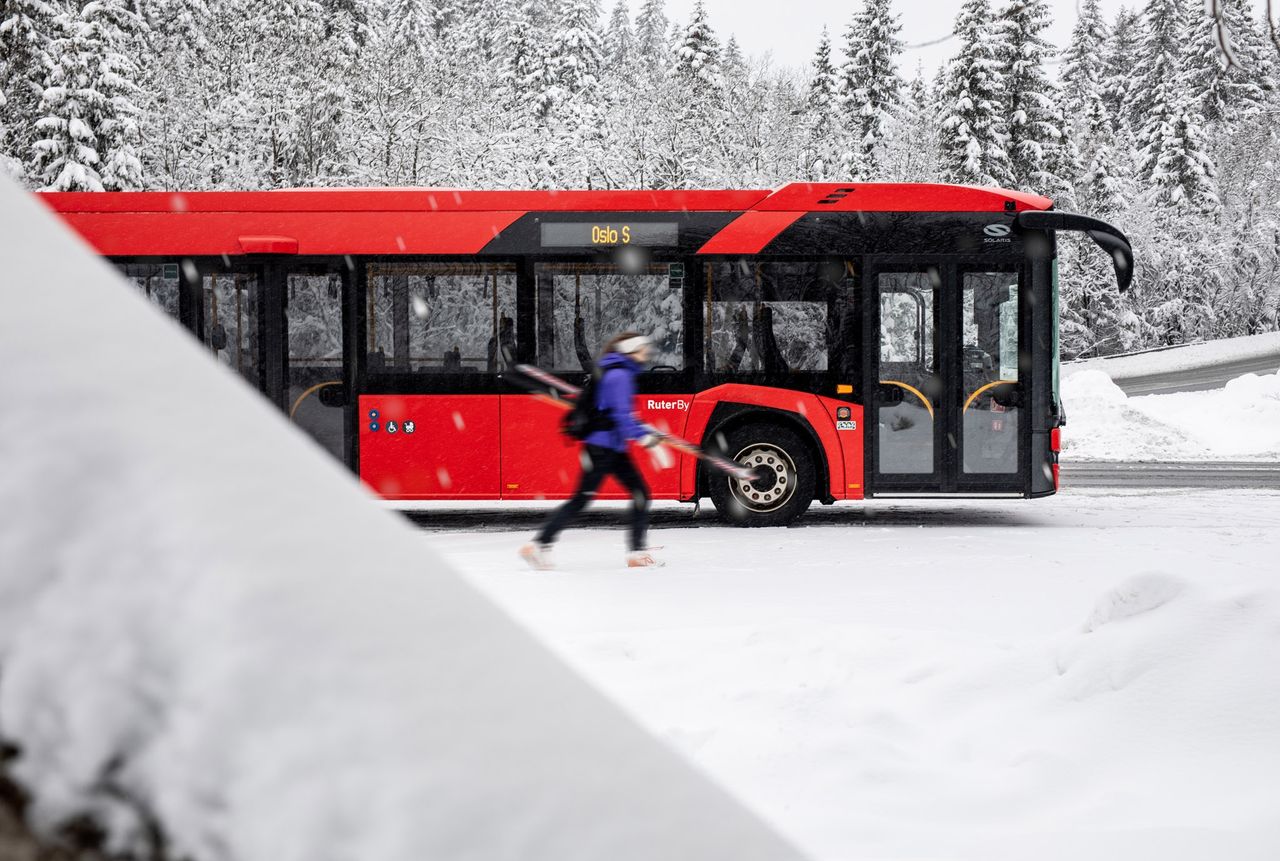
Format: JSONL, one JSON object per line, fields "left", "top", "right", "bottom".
{"left": 540, "top": 222, "right": 679, "bottom": 248}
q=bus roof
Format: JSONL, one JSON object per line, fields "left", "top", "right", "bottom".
{"left": 39, "top": 183, "right": 1052, "bottom": 214}
{"left": 37, "top": 183, "right": 1054, "bottom": 257}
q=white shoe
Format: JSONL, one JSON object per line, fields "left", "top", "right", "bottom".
{"left": 626, "top": 550, "right": 663, "bottom": 568}
{"left": 519, "top": 542, "right": 554, "bottom": 570}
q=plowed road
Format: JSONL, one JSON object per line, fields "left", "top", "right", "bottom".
{"left": 1062, "top": 461, "right": 1280, "bottom": 488}
{"left": 1093, "top": 353, "right": 1280, "bottom": 396}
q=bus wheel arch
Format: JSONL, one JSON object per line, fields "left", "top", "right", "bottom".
{"left": 701, "top": 408, "right": 828, "bottom": 526}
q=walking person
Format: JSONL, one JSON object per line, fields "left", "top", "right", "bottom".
{"left": 520, "top": 332, "right": 662, "bottom": 569}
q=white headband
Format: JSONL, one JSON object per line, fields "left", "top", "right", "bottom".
{"left": 614, "top": 336, "right": 652, "bottom": 355}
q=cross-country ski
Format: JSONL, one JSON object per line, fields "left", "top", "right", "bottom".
{"left": 504, "top": 363, "right": 764, "bottom": 484}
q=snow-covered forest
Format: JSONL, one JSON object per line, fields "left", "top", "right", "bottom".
{"left": 2, "top": 0, "right": 1279, "bottom": 357}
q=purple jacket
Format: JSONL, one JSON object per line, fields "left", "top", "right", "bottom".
{"left": 585, "top": 352, "right": 646, "bottom": 452}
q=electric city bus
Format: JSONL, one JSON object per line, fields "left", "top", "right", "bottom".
{"left": 39, "top": 183, "right": 1132, "bottom": 526}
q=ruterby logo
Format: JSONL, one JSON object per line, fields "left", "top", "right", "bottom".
{"left": 647, "top": 399, "right": 689, "bottom": 411}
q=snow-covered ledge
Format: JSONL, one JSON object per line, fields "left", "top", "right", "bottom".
{"left": 0, "top": 177, "right": 804, "bottom": 861}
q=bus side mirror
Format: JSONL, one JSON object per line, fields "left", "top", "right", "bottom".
{"left": 1015, "top": 210, "right": 1134, "bottom": 292}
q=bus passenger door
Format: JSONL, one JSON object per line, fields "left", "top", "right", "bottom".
{"left": 865, "top": 262, "right": 944, "bottom": 493}
{"left": 865, "top": 259, "right": 1026, "bottom": 495}
{"left": 955, "top": 265, "right": 1024, "bottom": 490}
{"left": 283, "top": 265, "right": 349, "bottom": 464}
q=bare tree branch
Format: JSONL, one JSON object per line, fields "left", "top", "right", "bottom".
{"left": 1208, "top": 0, "right": 1242, "bottom": 70}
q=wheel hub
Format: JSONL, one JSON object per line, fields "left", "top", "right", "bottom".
{"left": 731, "top": 443, "right": 796, "bottom": 512}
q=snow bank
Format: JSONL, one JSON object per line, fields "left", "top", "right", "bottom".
{"left": 1061, "top": 368, "right": 1280, "bottom": 461}
{"left": 1067, "top": 332, "right": 1280, "bottom": 380}
{"left": 0, "top": 178, "right": 802, "bottom": 861}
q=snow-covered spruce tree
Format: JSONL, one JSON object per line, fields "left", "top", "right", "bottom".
{"left": 632, "top": 0, "right": 668, "bottom": 67}
{"left": 548, "top": 0, "right": 603, "bottom": 98}
{"left": 1059, "top": 0, "right": 1108, "bottom": 170}
{"left": 387, "top": 0, "right": 433, "bottom": 51}
{"left": 1130, "top": 0, "right": 1181, "bottom": 127}
{"left": 838, "top": 0, "right": 902, "bottom": 180}
{"left": 1135, "top": 0, "right": 1220, "bottom": 216}
{"left": 1, "top": 0, "right": 62, "bottom": 181}
{"left": 80, "top": 0, "right": 143, "bottom": 189}
{"left": 998, "top": 0, "right": 1066, "bottom": 195}
{"left": 450, "top": 0, "right": 511, "bottom": 64}
{"left": 1079, "top": 98, "right": 1128, "bottom": 216}
{"left": 1182, "top": 0, "right": 1271, "bottom": 125}
{"left": 32, "top": 8, "right": 104, "bottom": 190}
{"left": 1059, "top": 0, "right": 1107, "bottom": 122}
{"left": 670, "top": 0, "right": 720, "bottom": 88}
{"left": 1100, "top": 6, "right": 1142, "bottom": 138}
{"left": 289, "top": 0, "right": 365, "bottom": 185}
{"left": 1178, "top": 0, "right": 1223, "bottom": 121}
{"left": 938, "top": 0, "right": 1012, "bottom": 187}
{"left": 1044, "top": 93, "right": 1081, "bottom": 209}
{"left": 722, "top": 34, "right": 745, "bottom": 80}
{"left": 543, "top": 0, "right": 605, "bottom": 186}
{"left": 1060, "top": 93, "right": 1137, "bottom": 358}
{"left": 505, "top": 1, "right": 553, "bottom": 118}
{"left": 656, "top": 0, "right": 722, "bottom": 187}
{"left": 604, "top": 0, "right": 633, "bottom": 71}
{"left": 801, "top": 27, "right": 840, "bottom": 180}
{"left": 1143, "top": 93, "right": 1220, "bottom": 214}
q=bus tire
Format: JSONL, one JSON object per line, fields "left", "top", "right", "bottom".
{"left": 708, "top": 422, "right": 815, "bottom": 527}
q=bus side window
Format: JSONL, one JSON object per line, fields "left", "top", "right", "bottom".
{"left": 534, "top": 262, "right": 684, "bottom": 373}
{"left": 365, "top": 262, "right": 516, "bottom": 374}
{"left": 704, "top": 261, "right": 834, "bottom": 376}
{"left": 115, "top": 262, "right": 181, "bottom": 323}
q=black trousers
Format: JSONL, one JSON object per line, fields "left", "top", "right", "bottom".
{"left": 537, "top": 445, "right": 651, "bottom": 552}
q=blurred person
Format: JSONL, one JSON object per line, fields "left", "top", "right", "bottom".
{"left": 520, "top": 332, "right": 662, "bottom": 569}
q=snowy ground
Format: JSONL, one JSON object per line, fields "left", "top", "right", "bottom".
{"left": 1061, "top": 367, "right": 1280, "bottom": 461}
{"left": 433, "top": 490, "right": 1280, "bottom": 861}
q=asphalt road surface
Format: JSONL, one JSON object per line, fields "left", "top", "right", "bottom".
{"left": 1096, "top": 352, "right": 1280, "bottom": 396}
{"left": 1061, "top": 461, "right": 1280, "bottom": 489}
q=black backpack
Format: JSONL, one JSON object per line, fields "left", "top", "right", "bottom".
{"left": 562, "top": 369, "right": 616, "bottom": 440}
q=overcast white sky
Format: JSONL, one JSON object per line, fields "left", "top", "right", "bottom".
{"left": 660, "top": 0, "right": 1270, "bottom": 77}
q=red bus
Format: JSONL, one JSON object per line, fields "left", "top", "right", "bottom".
{"left": 40, "top": 183, "right": 1131, "bottom": 525}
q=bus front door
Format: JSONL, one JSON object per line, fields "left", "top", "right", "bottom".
{"left": 864, "top": 259, "right": 1025, "bottom": 495}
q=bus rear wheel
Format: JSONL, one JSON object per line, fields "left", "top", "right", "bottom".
{"left": 709, "top": 423, "right": 815, "bottom": 527}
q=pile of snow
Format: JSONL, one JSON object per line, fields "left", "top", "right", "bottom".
{"left": 1067, "top": 332, "right": 1280, "bottom": 381}
{"left": 1061, "top": 368, "right": 1280, "bottom": 461}
{"left": 0, "top": 178, "right": 801, "bottom": 861}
